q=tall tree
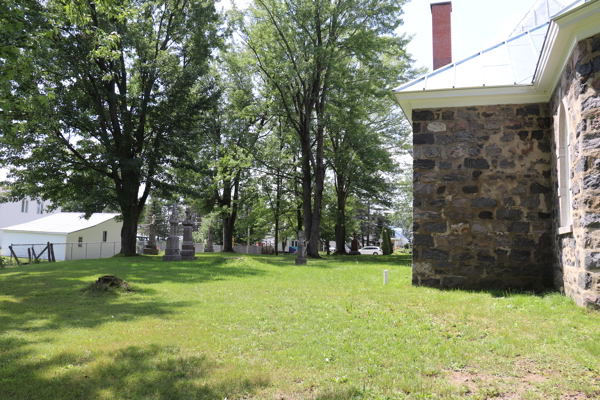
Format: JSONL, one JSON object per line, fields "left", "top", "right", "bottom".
{"left": 235, "top": 0, "right": 413, "bottom": 257}
{"left": 0, "top": 0, "right": 221, "bottom": 254}
{"left": 178, "top": 50, "right": 264, "bottom": 252}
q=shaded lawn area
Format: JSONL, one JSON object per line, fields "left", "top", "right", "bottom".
{"left": 0, "top": 253, "right": 598, "bottom": 399}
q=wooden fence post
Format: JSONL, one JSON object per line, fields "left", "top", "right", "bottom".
{"left": 9, "top": 246, "right": 20, "bottom": 266}
{"left": 28, "top": 248, "right": 31, "bottom": 264}
{"left": 47, "top": 242, "right": 51, "bottom": 262}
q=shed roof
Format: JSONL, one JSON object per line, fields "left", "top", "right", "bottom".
{"left": 1, "top": 213, "right": 120, "bottom": 235}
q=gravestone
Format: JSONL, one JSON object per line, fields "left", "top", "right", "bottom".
{"left": 349, "top": 232, "right": 361, "bottom": 255}
{"left": 295, "top": 231, "right": 307, "bottom": 265}
{"left": 143, "top": 214, "right": 159, "bottom": 255}
{"left": 163, "top": 206, "right": 182, "bottom": 261}
{"left": 180, "top": 208, "right": 197, "bottom": 261}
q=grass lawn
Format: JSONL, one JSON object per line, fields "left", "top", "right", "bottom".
{"left": 0, "top": 253, "right": 598, "bottom": 399}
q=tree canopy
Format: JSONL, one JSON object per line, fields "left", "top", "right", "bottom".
{"left": 0, "top": 0, "right": 221, "bottom": 254}
{"left": 233, "top": 0, "right": 414, "bottom": 257}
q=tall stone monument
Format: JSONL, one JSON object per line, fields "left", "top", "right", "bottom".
{"left": 163, "top": 205, "right": 181, "bottom": 261}
{"left": 143, "top": 214, "right": 159, "bottom": 255}
{"left": 180, "top": 207, "right": 197, "bottom": 261}
{"left": 295, "top": 231, "right": 307, "bottom": 265}
{"left": 349, "top": 232, "right": 361, "bottom": 255}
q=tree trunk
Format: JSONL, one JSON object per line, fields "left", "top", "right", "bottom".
{"left": 300, "top": 131, "right": 313, "bottom": 249}
{"left": 116, "top": 168, "right": 147, "bottom": 256}
{"left": 335, "top": 174, "right": 347, "bottom": 254}
{"left": 222, "top": 213, "right": 235, "bottom": 252}
{"left": 217, "top": 170, "right": 240, "bottom": 253}
{"left": 120, "top": 211, "right": 139, "bottom": 255}
{"left": 307, "top": 125, "right": 325, "bottom": 258}
{"left": 274, "top": 173, "right": 281, "bottom": 256}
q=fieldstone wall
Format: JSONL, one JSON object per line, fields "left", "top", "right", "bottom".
{"left": 412, "top": 104, "right": 553, "bottom": 290}
{"left": 551, "top": 33, "right": 600, "bottom": 309}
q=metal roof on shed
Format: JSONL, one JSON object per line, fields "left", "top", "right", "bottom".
{"left": 1, "top": 213, "right": 120, "bottom": 235}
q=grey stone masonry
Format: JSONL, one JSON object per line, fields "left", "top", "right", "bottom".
{"left": 163, "top": 208, "right": 182, "bottom": 262}
{"left": 551, "top": 32, "right": 600, "bottom": 310}
{"left": 412, "top": 104, "right": 553, "bottom": 290}
{"left": 143, "top": 216, "right": 159, "bottom": 255}
{"left": 180, "top": 208, "right": 197, "bottom": 261}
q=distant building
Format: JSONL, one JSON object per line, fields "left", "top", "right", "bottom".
{"left": 1, "top": 213, "right": 122, "bottom": 261}
{"left": 391, "top": 228, "right": 409, "bottom": 248}
{"left": 0, "top": 193, "right": 61, "bottom": 250}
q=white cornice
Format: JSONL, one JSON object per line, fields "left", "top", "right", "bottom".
{"left": 535, "top": 0, "right": 600, "bottom": 98}
{"left": 395, "top": 0, "right": 600, "bottom": 123}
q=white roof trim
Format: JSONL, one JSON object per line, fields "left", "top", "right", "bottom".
{"left": 534, "top": 0, "right": 600, "bottom": 96}
{"left": 395, "top": 0, "right": 600, "bottom": 123}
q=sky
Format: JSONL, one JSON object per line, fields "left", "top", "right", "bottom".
{"left": 400, "top": 0, "right": 541, "bottom": 74}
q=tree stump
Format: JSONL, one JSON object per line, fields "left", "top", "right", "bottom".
{"left": 93, "top": 275, "right": 132, "bottom": 291}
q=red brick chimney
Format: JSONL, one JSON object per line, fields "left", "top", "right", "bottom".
{"left": 431, "top": 2, "right": 452, "bottom": 70}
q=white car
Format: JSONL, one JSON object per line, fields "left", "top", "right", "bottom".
{"left": 359, "top": 246, "right": 382, "bottom": 255}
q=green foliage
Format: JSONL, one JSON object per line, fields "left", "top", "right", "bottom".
{"left": 0, "top": 0, "right": 222, "bottom": 253}
{"left": 232, "top": 0, "right": 418, "bottom": 256}
{"left": 381, "top": 226, "right": 392, "bottom": 255}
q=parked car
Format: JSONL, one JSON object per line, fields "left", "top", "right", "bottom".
{"left": 330, "top": 245, "right": 351, "bottom": 253}
{"left": 359, "top": 246, "right": 382, "bottom": 255}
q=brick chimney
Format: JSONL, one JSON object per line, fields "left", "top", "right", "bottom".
{"left": 431, "top": 2, "right": 452, "bottom": 70}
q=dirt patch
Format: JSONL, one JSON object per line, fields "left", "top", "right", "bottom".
{"left": 560, "top": 393, "right": 589, "bottom": 400}
{"left": 445, "top": 363, "right": 544, "bottom": 399}
{"left": 447, "top": 370, "right": 477, "bottom": 394}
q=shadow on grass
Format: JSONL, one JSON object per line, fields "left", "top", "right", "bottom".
{"left": 0, "top": 342, "right": 270, "bottom": 400}
{"left": 315, "top": 387, "right": 371, "bottom": 399}
{"left": 0, "top": 255, "right": 267, "bottom": 351}
{"left": 248, "top": 253, "right": 412, "bottom": 269}
{"left": 415, "top": 281, "right": 561, "bottom": 299}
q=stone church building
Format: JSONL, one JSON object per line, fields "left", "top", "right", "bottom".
{"left": 394, "top": 0, "right": 600, "bottom": 308}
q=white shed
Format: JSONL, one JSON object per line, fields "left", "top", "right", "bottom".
{"left": 1, "top": 213, "right": 122, "bottom": 261}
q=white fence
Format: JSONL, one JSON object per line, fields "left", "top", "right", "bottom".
{"left": 2, "top": 240, "right": 273, "bottom": 264}
{"left": 3, "top": 241, "right": 122, "bottom": 262}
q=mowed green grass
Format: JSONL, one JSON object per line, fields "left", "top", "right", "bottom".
{"left": 0, "top": 254, "right": 598, "bottom": 400}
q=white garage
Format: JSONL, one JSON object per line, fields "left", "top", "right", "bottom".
{"left": 1, "top": 213, "right": 122, "bottom": 261}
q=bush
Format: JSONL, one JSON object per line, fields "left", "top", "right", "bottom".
{"left": 381, "top": 227, "right": 392, "bottom": 255}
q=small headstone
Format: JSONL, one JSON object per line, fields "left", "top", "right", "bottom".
{"left": 295, "top": 231, "right": 307, "bottom": 265}
{"left": 163, "top": 206, "right": 182, "bottom": 261}
{"left": 180, "top": 207, "right": 197, "bottom": 261}
{"left": 143, "top": 214, "right": 159, "bottom": 255}
{"left": 349, "top": 232, "right": 361, "bottom": 255}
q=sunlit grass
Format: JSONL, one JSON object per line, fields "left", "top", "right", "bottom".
{"left": 0, "top": 253, "right": 598, "bottom": 399}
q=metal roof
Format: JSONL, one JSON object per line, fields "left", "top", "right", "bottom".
{"left": 509, "top": 0, "right": 574, "bottom": 37}
{"left": 393, "top": 0, "right": 587, "bottom": 94}
{"left": 1, "top": 213, "right": 121, "bottom": 235}
{"left": 395, "top": 22, "right": 548, "bottom": 93}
